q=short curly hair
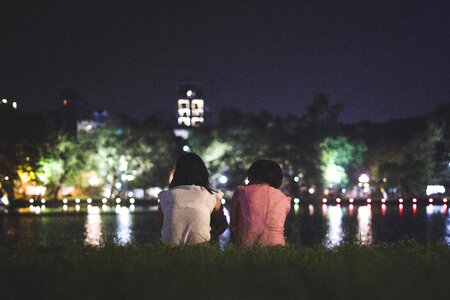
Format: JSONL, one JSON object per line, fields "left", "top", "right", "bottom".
{"left": 247, "top": 160, "right": 283, "bottom": 188}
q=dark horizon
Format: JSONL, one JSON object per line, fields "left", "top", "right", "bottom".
{"left": 1, "top": 0, "right": 449, "bottom": 123}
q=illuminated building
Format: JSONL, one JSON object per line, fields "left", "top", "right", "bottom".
{"left": 177, "top": 84, "right": 204, "bottom": 127}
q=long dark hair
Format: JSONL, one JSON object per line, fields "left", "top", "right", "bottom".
{"left": 169, "top": 153, "right": 216, "bottom": 194}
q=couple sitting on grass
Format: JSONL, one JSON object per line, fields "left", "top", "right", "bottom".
{"left": 158, "top": 153, "right": 291, "bottom": 246}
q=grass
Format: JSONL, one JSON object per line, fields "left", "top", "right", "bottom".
{"left": 0, "top": 241, "right": 449, "bottom": 300}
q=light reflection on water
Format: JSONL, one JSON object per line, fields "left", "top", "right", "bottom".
{"left": 115, "top": 206, "right": 132, "bottom": 245}
{"left": 1, "top": 203, "right": 450, "bottom": 247}
{"left": 325, "top": 205, "right": 343, "bottom": 247}
{"left": 357, "top": 205, "right": 372, "bottom": 245}
{"left": 85, "top": 206, "right": 102, "bottom": 246}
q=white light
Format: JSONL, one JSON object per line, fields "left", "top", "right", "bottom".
{"left": 322, "top": 198, "right": 327, "bottom": 204}
{"left": 443, "top": 198, "right": 448, "bottom": 203}
{"left": 429, "top": 198, "right": 433, "bottom": 203}
{"left": 1, "top": 99, "right": 7, "bottom": 104}
{"left": 41, "top": 205, "right": 46, "bottom": 211}
{"left": 294, "top": 198, "right": 300, "bottom": 204}
{"left": 308, "top": 188, "right": 315, "bottom": 194}
{"left": 183, "top": 145, "right": 191, "bottom": 152}
{"left": 336, "top": 198, "right": 341, "bottom": 203}
{"left": 341, "top": 188, "right": 346, "bottom": 193}
{"left": 130, "top": 204, "right": 135, "bottom": 212}
{"left": 63, "top": 198, "right": 68, "bottom": 204}
{"left": 41, "top": 199, "right": 46, "bottom": 204}
{"left": 87, "top": 198, "right": 92, "bottom": 204}
{"left": 349, "top": 198, "right": 354, "bottom": 203}
{"left": 116, "top": 198, "right": 121, "bottom": 204}
{"left": 88, "top": 175, "right": 100, "bottom": 186}
{"left": 219, "top": 175, "right": 228, "bottom": 184}
{"left": 29, "top": 198, "right": 34, "bottom": 204}
{"left": 75, "top": 198, "right": 80, "bottom": 203}
{"left": 63, "top": 205, "right": 68, "bottom": 211}
{"left": 294, "top": 176, "right": 299, "bottom": 182}
{"left": 75, "top": 205, "right": 80, "bottom": 211}
{"left": 12, "top": 102, "right": 17, "bottom": 109}
{"left": 186, "top": 90, "right": 193, "bottom": 97}
{"left": 367, "top": 198, "right": 372, "bottom": 203}
{"left": 399, "top": 198, "right": 403, "bottom": 203}
{"left": 358, "top": 174, "right": 370, "bottom": 183}
{"left": 102, "top": 198, "right": 108, "bottom": 204}
{"left": 426, "top": 185, "right": 445, "bottom": 196}
{"left": 1, "top": 196, "right": 9, "bottom": 206}
{"left": 244, "top": 178, "right": 249, "bottom": 185}
{"left": 412, "top": 198, "right": 417, "bottom": 203}
{"left": 221, "top": 198, "right": 226, "bottom": 205}
{"left": 115, "top": 182, "right": 122, "bottom": 189}
{"left": 129, "top": 198, "right": 135, "bottom": 204}
{"left": 381, "top": 198, "right": 386, "bottom": 203}
{"left": 4, "top": 176, "right": 9, "bottom": 181}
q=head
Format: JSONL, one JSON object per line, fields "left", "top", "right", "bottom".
{"left": 169, "top": 153, "right": 215, "bottom": 193}
{"left": 247, "top": 159, "right": 283, "bottom": 189}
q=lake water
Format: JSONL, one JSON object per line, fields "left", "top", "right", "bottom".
{"left": 1, "top": 203, "right": 449, "bottom": 247}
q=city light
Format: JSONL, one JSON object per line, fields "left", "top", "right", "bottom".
{"left": 29, "top": 198, "right": 34, "bottom": 204}
{"left": 349, "top": 198, "right": 354, "bottom": 203}
{"left": 336, "top": 198, "right": 341, "bottom": 203}
{"left": 308, "top": 188, "right": 315, "bottom": 194}
{"left": 219, "top": 175, "right": 228, "bottom": 184}
{"left": 221, "top": 198, "right": 226, "bottom": 205}
{"left": 381, "top": 198, "right": 386, "bottom": 203}
{"left": 63, "top": 198, "right": 68, "bottom": 204}
{"left": 41, "top": 199, "right": 46, "bottom": 204}
{"left": 367, "top": 198, "right": 372, "bottom": 203}
{"left": 399, "top": 198, "right": 403, "bottom": 203}
{"left": 182, "top": 145, "right": 191, "bottom": 152}
{"left": 358, "top": 174, "right": 370, "bottom": 183}
{"left": 322, "top": 198, "right": 327, "bottom": 204}
{"left": 412, "top": 198, "right": 417, "bottom": 203}
{"left": 1, "top": 99, "right": 7, "bottom": 104}
{"left": 87, "top": 198, "right": 92, "bottom": 204}
{"left": 116, "top": 198, "right": 121, "bottom": 204}
{"left": 443, "top": 198, "right": 448, "bottom": 203}
{"left": 102, "top": 198, "right": 108, "bottom": 204}
{"left": 293, "top": 198, "right": 300, "bottom": 204}
{"left": 429, "top": 198, "right": 433, "bottom": 203}
{"left": 129, "top": 198, "right": 135, "bottom": 204}
{"left": 294, "top": 176, "right": 300, "bottom": 182}
{"left": 1, "top": 196, "right": 9, "bottom": 206}
{"left": 426, "top": 185, "right": 445, "bottom": 196}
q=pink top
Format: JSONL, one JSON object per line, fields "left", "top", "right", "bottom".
{"left": 232, "top": 184, "right": 291, "bottom": 246}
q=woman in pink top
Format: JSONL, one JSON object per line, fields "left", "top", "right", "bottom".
{"left": 230, "top": 160, "right": 291, "bottom": 246}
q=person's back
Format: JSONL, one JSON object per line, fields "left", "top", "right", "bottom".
{"left": 231, "top": 159, "right": 291, "bottom": 246}
{"left": 159, "top": 185, "right": 223, "bottom": 245}
{"left": 234, "top": 184, "right": 290, "bottom": 245}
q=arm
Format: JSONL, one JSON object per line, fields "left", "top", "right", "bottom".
{"left": 158, "top": 204, "right": 164, "bottom": 227}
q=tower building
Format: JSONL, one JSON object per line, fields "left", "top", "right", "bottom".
{"left": 177, "top": 84, "right": 204, "bottom": 127}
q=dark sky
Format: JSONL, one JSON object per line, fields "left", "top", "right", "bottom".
{"left": 1, "top": 0, "right": 449, "bottom": 123}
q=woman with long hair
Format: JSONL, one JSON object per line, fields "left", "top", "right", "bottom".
{"left": 158, "top": 153, "right": 227, "bottom": 245}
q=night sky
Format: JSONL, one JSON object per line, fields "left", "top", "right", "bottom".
{"left": 1, "top": 0, "right": 449, "bottom": 123}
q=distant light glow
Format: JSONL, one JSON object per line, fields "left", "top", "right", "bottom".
{"left": 294, "top": 176, "right": 299, "bottom": 182}
{"left": 102, "top": 198, "right": 108, "bottom": 204}
{"left": 293, "top": 198, "right": 300, "bottom": 204}
{"left": 349, "top": 204, "right": 354, "bottom": 216}
{"left": 116, "top": 198, "right": 121, "bottom": 204}
{"left": 244, "top": 178, "right": 249, "bottom": 185}
{"left": 186, "top": 90, "right": 193, "bottom": 97}
{"left": 349, "top": 198, "right": 354, "bottom": 203}
{"left": 308, "top": 188, "right": 315, "bottom": 194}
{"left": 293, "top": 204, "right": 300, "bottom": 216}
{"left": 429, "top": 198, "right": 433, "bottom": 203}
{"left": 336, "top": 198, "right": 341, "bottom": 203}
{"left": 87, "top": 198, "right": 92, "bottom": 204}
{"left": 381, "top": 198, "right": 386, "bottom": 203}
{"left": 322, "top": 198, "right": 327, "bottom": 204}
{"left": 63, "top": 205, "right": 68, "bottom": 211}
{"left": 1, "top": 196, "right": 9, "bottom": 206}
{"left": 1, "top": 99, "right": 7, "bottom": 104}
{"left": 399, "top": 198, "right": 404, "bottom": 203}
{"left": 426, "top": 185, "right": 445, "bottom": 196}
{"left": 367, "top": 198, "right": 372, "bottom": 203}
{"left": 75, "top": 198, "right": 81, "bottom": 203}
{"left": 219, "top": 175, "right": 228, "bottom": 184}
{"left": 381, "top": 204, "right": 386, "bottom": 216}
{"left": 75, "top": 205, "right": 80, "bottom": 211}
{"left": 63, "top": 198, "right": 68, "bottom": 204}
{"left": 358, "top": 174, "right": 370, "bottom": 183}
{"left": 182, "top": 145, "right": 191, "bottom": 152}
{"left": 413, "top": 204, "right": 417, "bottom": 215}
{"left": 221, "top": 198, "right": 226, "bottom": 205}
{"left": 322, "top": 204, "right": 327, "bottom": 216}
{"left": 29, "top": 198, "right": 34, "bottom": 204}
{"left": 129, "top": 198, "right": 135, "bottom": 204}
{"left": 325, "top": 205, "right": 343, "bottom": 248}
{"left": 4, "top": 176, "right": 9, "bottom": 181}
{"left": 88, "top": 175, "right": 100, "bottom": 186}
{"left": 412, "top": 198, "right": 417, "bottom": 203}
{"left": 357, "top": 205, "right": 372, "bottom": 244}
{"left": 399, "top": 204, "right": 404, "bottom": 215}
{"left": 41, "top": 199, "right": 46, "bottom": 204}
{"left": 443, "top": 198, "right": 448, "bottom": 203}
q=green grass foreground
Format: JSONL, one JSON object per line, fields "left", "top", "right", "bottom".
{"left": 0, "top": 242, "right": 449, "bottom": 300}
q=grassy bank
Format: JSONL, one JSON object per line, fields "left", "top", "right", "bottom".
{"left": 0, "top": 242, "right": 449, "bottom": 300}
